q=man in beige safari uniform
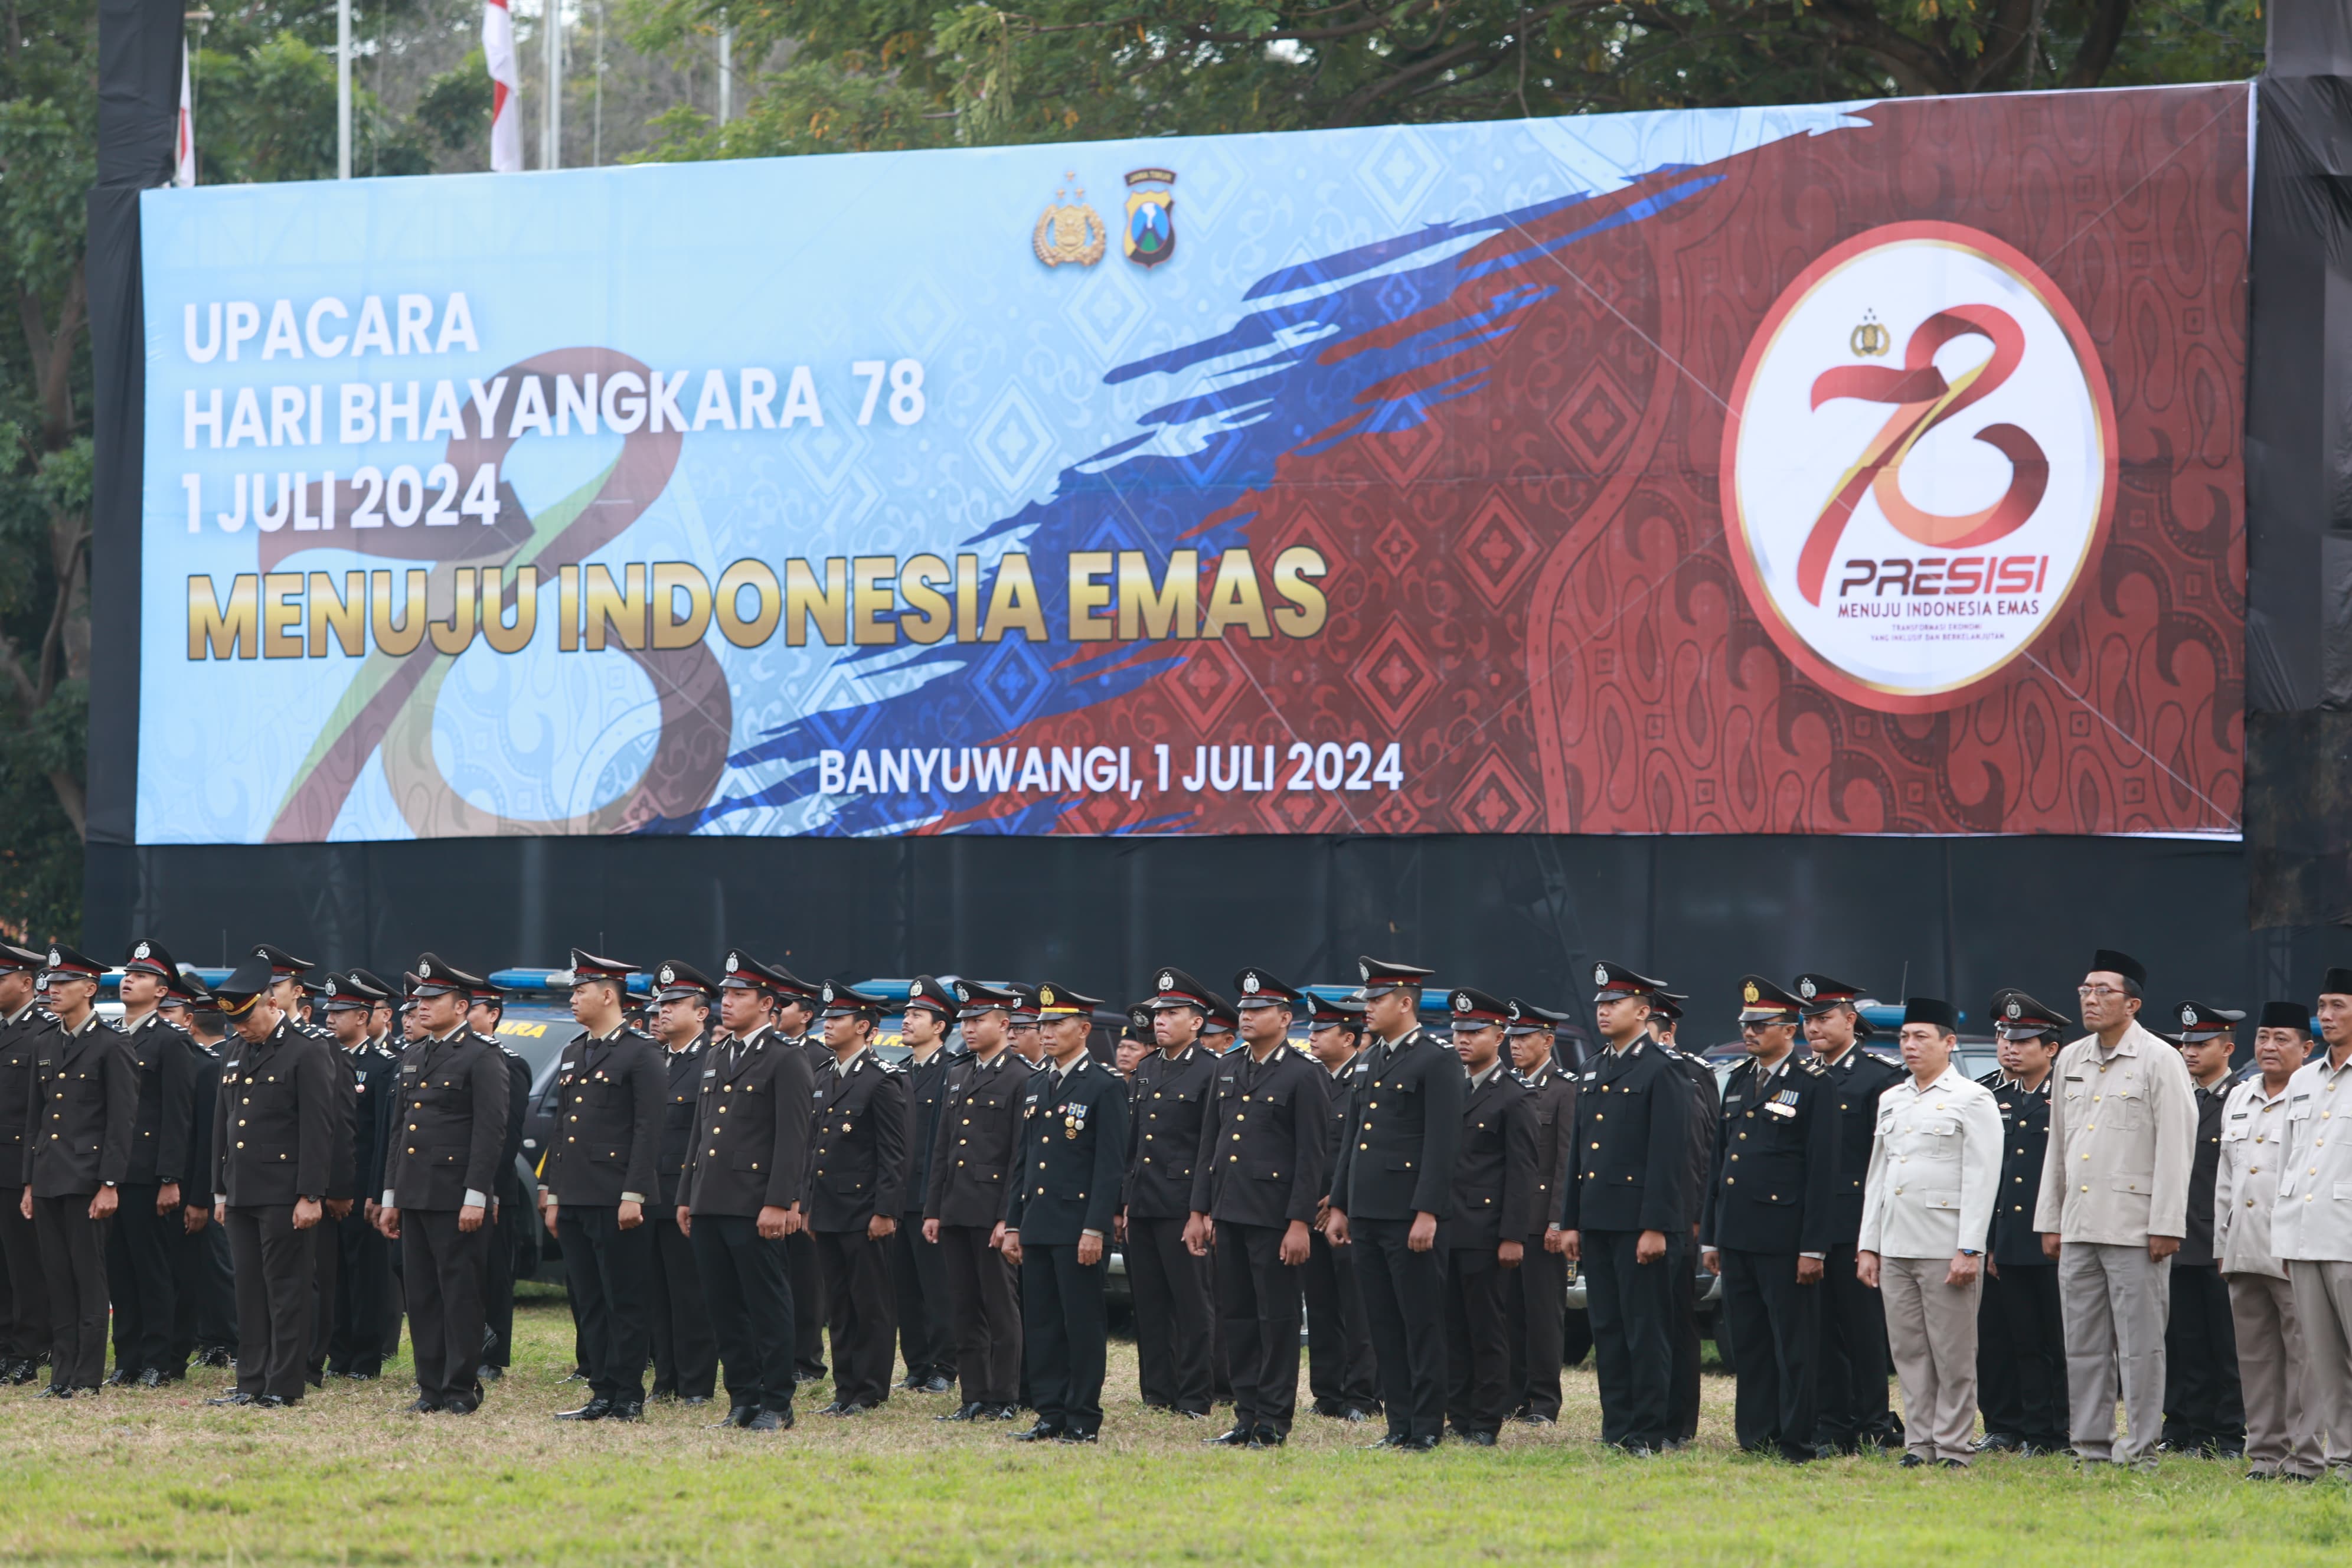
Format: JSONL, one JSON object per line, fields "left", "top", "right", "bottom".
{"left": 2273, "top": 968, "right": 2352, "bottom": 1475}
{"left": 2033, "top": 948, "right": 2197, "bottom": 1468}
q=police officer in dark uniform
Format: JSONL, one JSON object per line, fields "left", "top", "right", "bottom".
{"left": 1439, "top": 986, "right": 1539, "bottom": 1446}
{"left": 1505, "top": 998, "right": 1577, "bottom": 1425}
{"left": 175, "top": 975, "right": 239, "bottom": 1371}
{"left": 104, "top": 940, "right": 201, "bottom": 1387}
{"left": 1972, "top": 988, "right": 2069, "bottom": 1453}
{"left": 204, "top": 958, "right": 336, "bottom": 1407}
{"left": 1794, "top": 971, "right": 1906, "bottom": 1453}
{"left": 321, "top": 972, "right": 397, "bottom": 1379}
{"left": 1003, "top": 982, "right": 1128, "bottom": 1444}
{"left": 0, "top": 942, "right": 48, "bottom": 1384}
{"left": 2164, "top": 998, "right": 2248, "bottom": 1455}
{"left": 925, "top": 979, "right": 1030, "bottom": 1423}
{"left": 680, "top": 951, "right": 813, "bottom": 1431}
{"left": 645, "top": 961, "right": 718, "bottom": 1403}
{"left": 1125, "top": 966, "right": 1220, "bottom": 1417}
{"left": 1328, "top": 956, "right": 1464, "bottom": 1452}
{"left": 1649, "top": 987, "right": 1716, "bottom": 1446}
{"left": 806, "top": 979, "right": 909, "bottom": 1416}
{"left": 1549, "top": 961, "right": 1690, "bottom": 1455}
{"left": 1186, "top": 969, "right": 1328, "bottom": 1448}
{"left": 891, "top": 975, "right": 959, "bottom": 1396}
{"left": 1302, "top": 992, "right": 1379, "bottom": 1422}
{"left": 376, "top": 956, "right": 511, "bottom": 1415}
{"left": 471, "top": 981, "right": 533, "bottom": 1384}
{"left": 766, "top": 965, "right": 831, "bottom": 1386}
{"left": 22, "top": 944, "right": 133, "bottom": 1397}
{"left": 541, "top": 950, "right": 665, "bottom": 1423}
{"left": 1701, "top": 977, "right": 1838, "bottom": 1461}
{"left": 248, "top": 943, "right": 352, "bottom": 1394}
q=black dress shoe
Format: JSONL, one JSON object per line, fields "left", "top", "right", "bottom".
{"left": 681, "top": 1395, "right": 711, "bottom": 1406}
{"left": 477, "top": 1366, "right": 503, "bottom": 1382}
{"left": 1899, "top": 1453, "right": 1928, "bottom": 1468}
{"left": 1203, "top": 1425, "right": 1255, "bottom": 1446}
{"left": 1364, "top": 1433, "right": 1403, "bottom": 1450}
{"left": 1975, "top": 1432, "right": 2023, "bottom": 1452}
{"left": 897, "top": 1373, "right": 926, "bottom": 1390}
{"left": 1250, "top": 1428, "right": 1286, "bottom": 1449}
{"left": 1339, "top": 1405, "right": 1377, "bottom": 1423}
{"left": 135, "top": 1368, "right": 168, "bottom": 1389}
{"left": 36, "top": 1384, "right": 71, "bottom": 1400}
{"left": 1057, "top": 1430, "right": 1098, "bottom": 1444}
{"left": 989, "top": 1403, "right": 1024, "bottom": 1420}
{"left": 404, "top": 1396, "right": 441, "bottom": 1413}
{"left": 606, "top": 1402, "right": 645, "bottom": 1422}
{"left": 256, "top": 1394, "right": 292, "bottom": 1409}
{"left": 1400, "top": 1435, "right": 1442, "bottom": 1452}
{"left": 1011, "top": 1422, "right": 1065, "bottom": 1442}
{"left": 1937, "top": 1458, "right": 1966, "bottom": 1469}
{"left": 206, "top": 1390, "right": 255, "bottom": 1406}
{"left": 919, "top": 1375, "right": 956, "bottom": 1394}
{"left": 103, "top": 1368, "right": 136, "bottom": 1387}
{"left": 445, "top": 1395, "right": 480, "bottom": 1416}
{"left": 1462, "top": 1430, "right": 1498, "bottom": 1447}
{"left": 711, "top": 1405, "right": 756, "bottom": 1429}
{"left": 556, "top": 1399, "right": 613, "bottom": 1422}
{"left": 939, "top": 1403, "right": 983, "bottom": 1422}
{"left": 1511, "top": 1412, "right": 1556, "bottom": 1426}
{"left": 743, "top": 1408, "right": 792, "bottom": 1431}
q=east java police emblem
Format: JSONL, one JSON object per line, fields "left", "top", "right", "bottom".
{"left": 1122, "top": 168, "right": 1175, "bottom": 268}
{"left": 1034, "top": 178, "right": 1106, "bottom": 267}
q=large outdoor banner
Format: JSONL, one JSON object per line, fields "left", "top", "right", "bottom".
{"left": 139, "top": 84, "right": 2248, "bottom": 842}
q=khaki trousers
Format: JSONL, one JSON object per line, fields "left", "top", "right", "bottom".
{"left": 2289, "top": 1259, "right": 2352, "bottom": 1474}
{"left": 1881, "top": 1255, "right": 1982, "bottom": 1464}
{"left": 2058, "top": 1241, "right": 2170, "bottom": 1466}
{"left": 2227, "top": 1272, "right": 2320, "bottom": 1478}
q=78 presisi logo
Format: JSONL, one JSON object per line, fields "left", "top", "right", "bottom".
{"left": 1721, "top": 222, "right": 2118, "bottom": 713}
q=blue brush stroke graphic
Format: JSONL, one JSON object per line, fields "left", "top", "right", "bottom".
{"left": 639, "top": 171, "right": 1720, "bottom": 838}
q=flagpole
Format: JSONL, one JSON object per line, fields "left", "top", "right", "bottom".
{"left": 337, "top": 0, "right": 351, "bottom": 179}
{"left": 717, "top": 25, "right": 730, "bottom": 126}
{"left": 543, "top": 0, "right": 561, "bottom": 169}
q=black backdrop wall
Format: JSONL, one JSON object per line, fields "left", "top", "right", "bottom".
{"left": 75, "top": 0, "right": 2352, "bottom": 1032}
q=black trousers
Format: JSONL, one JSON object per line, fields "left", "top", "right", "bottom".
{"left": 328, "top": 1208, "right": 392, "bottom": 1375}
{"left": 892, "top": 1210, "right": 955, "bottom": 1382}
{"left": 106, "top": 1183, "right": 178, "bottom": 1376}
{"left": 1977, "top": 1262, "right": 2023, "bottom": 1437}
{"left": 1720, "top": 1247, "right": 1822, "bottom": 1459}
{"left": 1351, "top": 1217, "right": 1448, "bottom": 1442}
{"left": 31, "top": 1195, "right": 110, "bottom": 1390}
{"left": 169, "top": 1213, "right": 202, "bottom": 1366}
{"left": 788, "top": 1230, "right": 827, "bottom": 1377}
{"left": 1443, "top": 1247, "right": 1511, "bottom": 1438}
{"left": 1509, "top": 1235, "right": 1566, "bottom": 1420}
{"left": 401, "top": 1207, "right": 490, "bottom": 1404}
{"left": 2162, "top": 1261, "right": 2245, "bottom": 1446}
{"left": 939, "top": 1223, "right": 1023, "bottom": 1406}
{"left": 482, "top": 1191, "right": 518, "bottom": 1371}
{"left": 227, "top": 1205, "right": 315, "bottom": 1401}
{"left": 197, "top": 1216, "right": 238, "bottom": 1353}
{"left": 1982, "top": 1260, "right": 2066, "bottom": 1443}
{"left": 1302, "top": 1227, "right": 1379, "bottom": 1414}
{"left": 1815, "top": 1241, "right": 1896, "bottom": 1448}
{"left": 1021, "top": 1242, "right": 1107, "bottom": 1436}
{"left": 690, "top": 1213, "right": 796, "bottom": 1414}
{"left": 1583, "top": 1227, "right": 1681, "bottom": 1451}
{"left": 306, "top": 1213, "right": 341, "bottom": 1382}
{"left": 649, "top": 1213, "right": 717, "bottom": 1400}
{"left": 1126, "top": 1214, "right": 1214, "bottom": 1413}
{"left": 560, "top": 1206, "right": 655, "bottom": 1403}
{"left": 0, "top": 1195, "right": 48, "bottom": 1361}
{"left": 1669, "top": 1234, "right": 1701, "bottom": 1443}
{"left": 1214, "top": 1220, "right": 1306, "bottom": 1435}
{"left": 814, "top": 1226, "right": 898, "bottom": 1407}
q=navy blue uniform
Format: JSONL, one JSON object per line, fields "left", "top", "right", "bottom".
{"left": 1005, "top": 1056, "right": 1127, "bottom": 1439}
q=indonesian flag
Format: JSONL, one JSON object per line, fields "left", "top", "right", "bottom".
{"left": 172, "top": 38, "right": 195, "bottom": 187}
{"left": 483, "top": 0, "right": 522, "bottom": 172}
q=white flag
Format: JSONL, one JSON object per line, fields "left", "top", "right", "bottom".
{"left": 173, "top": 38, "right": 195, "bottom": 187}
{"left": 484, "top": 0, "right": 522, "bottom": 173}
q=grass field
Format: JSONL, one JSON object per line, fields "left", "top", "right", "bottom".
{"left": 3, "top": 1288, "right": 2350, "bottom": 1565}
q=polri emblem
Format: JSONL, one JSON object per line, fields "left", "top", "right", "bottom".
{"left": 1034, "top": 177, "right": 1106, "bottom": 267}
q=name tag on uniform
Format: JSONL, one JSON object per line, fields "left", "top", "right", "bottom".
{"left": 703, "top": 1069, "right": 717, "bottom": 1079}
{"left": 224, "top": 1060, "right": 240, "bottom": 1070}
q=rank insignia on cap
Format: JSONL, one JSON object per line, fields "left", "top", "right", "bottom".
{"left": 1743, "top": 981, "right": 1760, "bottom": 1004}
{"left": 1242, "top": 974, "right": 1260, "bottom": 995}
{"left": 1798, "top": 978, "right": 1817, "bottom": 1000}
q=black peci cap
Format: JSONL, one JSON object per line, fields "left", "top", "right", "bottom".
{"left": 1902, "top": 996, "right": 1959, "bottom": 1034}
{"left": 2260, "top": 1000, "right": 2314, "bottom": 1033}
{"left": 2322, "top": 968, "right": 2352, "bottom": 1001}
{"left": 2089, "top": 949, "right": 2148, "bottom": 988}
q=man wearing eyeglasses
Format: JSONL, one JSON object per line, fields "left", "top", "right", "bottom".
{"left": 2033, "top": 949, "right": 2197, "bottom": 1469}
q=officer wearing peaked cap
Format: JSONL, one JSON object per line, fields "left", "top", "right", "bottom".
{"left": 543, "top": 950, "right": 666, "bottom": 1423}
{"left": 1793, "top": 971, "right": 1906, "bottom": 1453}
{"left": 1328, "top": 957, "right": 1462, "bottom": 1451}
{"left": 1702, "top": 977, "right": 1838, "bottom": 1462}
{"left": 318, "top": 972, "right": 398, "bottom": 1380}
{"left": 1299, "top": 991, "right": 1377, "bottom": 1422}
{"left": 1126, "top": 966, "right": 1221, "bottom": 1417}
{"left": 924, "top": 979, "right": 1030, "bottom": 1423}
{"left": 1549, "top": 961, "right": 1689, "bottom": 1454}
{"left": 680, "top": 951, "right": 813, "bottom": 1431}
{"left": 1973, "top": 988, "right": 2069, "bottom": 1455}
{"left": 1439, "top": 986, "right": 1538, "bottom": 1446}
{"left": 0, "top": 943, "right": 53, "bottom": 1385}
{"left": 2164, "top": 999, "right": 2248, "bottom": 1456}
{"left": 645, "top": 961, "right": 718, "bottom": 1404}
{"left": 375, "top": 955, "right": 511, "bottom": 1415}
{"left": 1002, "top": 982, "right": 1127, "bottom": 1443}
{"left": 104, "top": 940, "right": 202, "bottom": 1387}
{"left": 763, "top": 961, "right": 831, "bottom": 1386}
{"left": 22, "top": 943, "right": 134, "bottom": 1397}
{"left": 204, "top": 957, "right": 337, "bottom": 1408}
{"left": 249, "top": 943, "right": 357, "bottom": 1393}
{"left": 1505, "top": 998, "right": 1576, "bottom": 1426}
{"left": 892, "top": 976, "right": 961, "bottom": 1398}
{"left": 1185, "top": 969, "right": 1328, "bottom": 1448}
{"left": 1649, "top": 981, "right": 1718, "bottom": 1447}
{"left": 805, "top": 979, "right": 909, "bottom": 1416}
